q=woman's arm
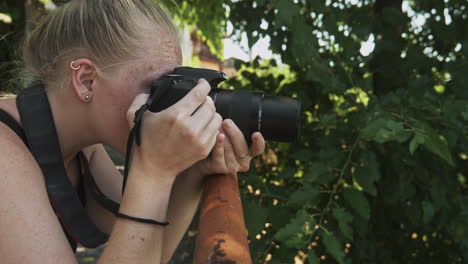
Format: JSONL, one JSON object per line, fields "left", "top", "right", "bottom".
{"left": 0, "top": 127, "right": 78, "bottom": 264}
{"left": 160, "top": 121, "right": 266, "bottom": 263}
{"left": 84, "top": 144, "right": 203, "bottom": 263}
{"left": 0, "top": 126, "right": 173, "bottom": 264}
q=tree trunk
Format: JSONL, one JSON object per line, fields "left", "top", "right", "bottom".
{"left": 370, "top": 0, "right": 405, "bottom": 96}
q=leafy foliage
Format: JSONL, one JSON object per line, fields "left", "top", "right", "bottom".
{"left": 1, "top": 0, "right": 468, "bottom": 263}
{"left": 221, "top": 0, "right": 468, "bottom": 263}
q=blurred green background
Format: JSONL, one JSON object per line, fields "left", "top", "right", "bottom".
{"left": 2, "top": 0, "right": 468, "bottom": 263}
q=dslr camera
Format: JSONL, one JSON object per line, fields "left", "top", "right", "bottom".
{"left": 147, "top": 67, "right": 301, "bottom": 143}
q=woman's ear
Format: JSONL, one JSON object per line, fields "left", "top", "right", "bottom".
{"left": 70, "top": 58, "right": 96, "bottom": 103}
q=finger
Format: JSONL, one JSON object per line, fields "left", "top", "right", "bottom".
{"left": 211, "top": 133, "right": 226, "bottom": 166}
{"left": 202, "top": 113, "right": 223, "bottom": 151}
{"left": 126, "top": 93, "right": 150, "bottom": 124}
{"left": 222, "top": 119, "right": 249, "bottom": 157}
{"left": 168, "top": 78, "right": 211, "bottom": 115}
{"left": 222, "top": 133, "right": 241, "bottom": 173}
{"left": 249, "top": 132, "right": 265, "bottom": 157}
{"left": 190, "top": 97, "right": 216, "bottom": 131}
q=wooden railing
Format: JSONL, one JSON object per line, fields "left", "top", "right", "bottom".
{"left": 194, "top": 173, "right": 252, "bottom": 264}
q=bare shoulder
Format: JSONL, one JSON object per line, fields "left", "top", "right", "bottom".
{"left": 0, "top": 123, "right": 77, "bottom": 262}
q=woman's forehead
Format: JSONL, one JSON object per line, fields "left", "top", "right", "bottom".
{"left": 141, "top": 35, "right": 182, "bottom": 63}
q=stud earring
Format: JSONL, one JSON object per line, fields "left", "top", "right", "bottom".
{"left": 85, "top": 95, "right": 90, "bottom": 100}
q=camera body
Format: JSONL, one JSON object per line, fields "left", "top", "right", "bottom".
{"left": 148, "top": 67, "right": 301, "bottom": 143}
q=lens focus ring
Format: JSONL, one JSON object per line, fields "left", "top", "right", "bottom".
{"left": 228, "top": 90, "right": 253, "bottom": 140}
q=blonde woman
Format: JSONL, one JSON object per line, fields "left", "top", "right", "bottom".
{"left": 0, "top": 0, "right": 265, "bottom": 263}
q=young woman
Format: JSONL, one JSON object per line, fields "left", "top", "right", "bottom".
{"left": 0, "top": 0, "right": 265, "bottom": 263}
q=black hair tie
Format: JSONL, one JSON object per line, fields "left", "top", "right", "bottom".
{"left": 115, "top": 212, "right": 170, "bottom": 226}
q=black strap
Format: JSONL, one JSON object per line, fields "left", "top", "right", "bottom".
{"left": 122, "top": 78, "right": 172, "bottom": 194}
{"left": 78, "top": 152, "right": 120, "bottom": 214}
{"left": 0, "top": 109, "right": 27, "bottom": 144}
{"left": 16, "top": 82, "right": 108, "bottom": 248}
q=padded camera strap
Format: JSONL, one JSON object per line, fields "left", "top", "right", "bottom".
{"left": 16, "top": 82, "right": 108, "bottom": 248}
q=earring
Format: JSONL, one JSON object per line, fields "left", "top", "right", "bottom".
{"left": 71, "top": 61, "right": 81, "bottom": 71}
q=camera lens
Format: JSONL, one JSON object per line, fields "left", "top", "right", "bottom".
{"left": 211, "top": 89, "right": 301, "bottom": 142}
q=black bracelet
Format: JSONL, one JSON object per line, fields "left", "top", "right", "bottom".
{"left": 115, "top": 212, "right": 170, "bottom": 226}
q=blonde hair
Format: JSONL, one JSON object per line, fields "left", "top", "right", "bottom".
{"left": 22, "top": 0, "right": 179, "bottom": 84}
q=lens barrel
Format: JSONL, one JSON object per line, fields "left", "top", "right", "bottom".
{"left": 212, "top": 89, "right": 301, "bottom": 142}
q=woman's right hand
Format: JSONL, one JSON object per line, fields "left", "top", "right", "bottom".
{"left": 126, "top": 79, "right": 222, "bottom": 182}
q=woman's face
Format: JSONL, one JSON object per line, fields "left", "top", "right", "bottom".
{"left": 92, "top": 37, "right": 182, "bottom": 154}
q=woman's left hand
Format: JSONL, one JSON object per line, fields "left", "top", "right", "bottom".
{"left": 185, "top": 119, "right": 265, "bottom": 183}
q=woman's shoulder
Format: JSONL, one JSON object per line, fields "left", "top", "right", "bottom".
{"left": 0, "top": 97, "right": 26, "bottom": 147}
{"left": 0, "top": 98, "right": 35, "bottom": 169}
{"left": 0, "top": 112, "right": 77, "bottom": 263}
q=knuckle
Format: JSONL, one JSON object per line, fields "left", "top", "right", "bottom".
{"left": 200, "top": 148, "right": 210, "bottom": 159}
{"left": 206, "top": 97, "right": 215, "bottom": 110}
{"left": 182, "top": 127, "right": 197, "bottom": 141}
{"left": 214, "top": 113, "right": 223, "bottom": 125}
{"left": 198, "top": 78, "right": 211, "bottom": 89}
{"left": 165, "top": 110, "right": 183, "bottom": 125}
{"left": 193, "top": 89, "right": 207, "bottom": 103}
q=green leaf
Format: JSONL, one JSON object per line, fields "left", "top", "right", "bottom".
{"left": 269, "top": 246, "right": 296, "bottom": 264}
{"left": 422, "top": 200, "right": 435, "bottom": 225}
{"left": 409, "top": 133, "right": 425, "bottom": 155}
{"left": 423, "top": 134, "right": 454, "bottom": 166}
{"left": 430, "top": 178, "right": 449, "bottom": 210}
{"left": 291, "top": 17, "right": 317, "bottom": 68}
{"left": 355, "top": 152, "right": 381, "bottom": 196}
{"left": 304, "top": 163, "right": 328, "bottom": 183}
{"left": 243, "top": 200, "right": 268, "bottom": 237}
{"left": 274, "top": 210, "right": 316, "bottom": 249}
{"left": 307, "top": 252, "right": 320, "bottom": 264}
{"left": 344, "top": 188, "right": 370, "bottom": 220}
{"left": 291, "top": 149, "right": 314, "bottom": 162}
{"left": 275, "top": 0, "right": 300, "bottom": 27}
{"left": 307, "top": 0, "right": 326, "bottom": 13}
{"left": 449, "top": 214, "right": 468, "bottom": 242}
{"left": 288, "top": 185, "right": 320, "bottom": 209}
{"left": 322, "top": 231, "right": 345, "bottom": 264}
{"left": 362, "top": 118, "right": 411, "bottom": 143}
{"left": 332, "top": 207, "right": 354, "bottom": 241}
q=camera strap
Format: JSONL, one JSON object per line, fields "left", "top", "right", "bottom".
{"left": 122, "top": 78, "right": 172, "bottom": 194}
{"left": 16, "top": 81, "right": 109, "bottom": 248}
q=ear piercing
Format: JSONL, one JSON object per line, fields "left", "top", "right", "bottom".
{"left": 80, "top": 90, "right": 91, "bottom": 101}
{"left": 71, "top": 61, "right": 81, "bottom": 71}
